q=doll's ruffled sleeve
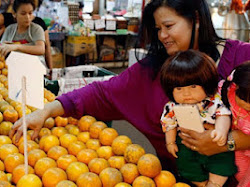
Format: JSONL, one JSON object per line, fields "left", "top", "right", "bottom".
{"left": 160, "top": 102, "right": 178, "bottom": 132}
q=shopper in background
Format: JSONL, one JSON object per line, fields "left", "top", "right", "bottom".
{"left": 0, "top": 0, "right": 14, "bottom": 13}
{"left": 0, "top": 12, "right": 52, "bottom": 70}
{"left": 9, "top": 0, "right": 250, "bottom": 184}
{"left": 0, "top": 0, "right": 46, "bottom": 67}
{"left": 220, "top": 62, "right": 250, "bottom": 187}
{"left": 160, "top": 50, "right": 236, "bottom": 187}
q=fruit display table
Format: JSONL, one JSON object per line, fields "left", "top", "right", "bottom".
{"left": 0, "top": 57, "right": 191, "bottom": 187}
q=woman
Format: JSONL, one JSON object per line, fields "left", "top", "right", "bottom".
{"left": 0, "top": 0, "right": 46, "bottom": 67}
{"left": 10, "top": 0, "right": 250, "bottom": 184}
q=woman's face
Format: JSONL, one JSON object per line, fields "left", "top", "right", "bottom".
{"left": 154, "top": 6, "right": 197, "bottom": 55}
{"left": 14, "top": 4, "right": 34, "bottom": 28}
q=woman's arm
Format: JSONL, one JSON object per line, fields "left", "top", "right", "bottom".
{"left": 179, "top": 127, "right": 250, "bottom": 156}
{"left": 0, "top": 40, "right": 45, "bottom": 57}
{"left": 9, "top": 100, "right": 64, "bottom": 142}
{"left": 44, "top": 30, "right": 53, "bottom": 70}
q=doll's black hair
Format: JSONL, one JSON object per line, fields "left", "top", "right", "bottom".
{"left": 221, "top": 61, "right": 250, "bottom": 108}
{"left": 160, "top": 49, "right": 218, "bottom": 102}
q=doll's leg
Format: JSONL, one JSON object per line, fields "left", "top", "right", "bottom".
{"left": 207, "top": 173, "right": 228, "bottom": 187}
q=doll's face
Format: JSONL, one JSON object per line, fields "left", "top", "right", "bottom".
{"left": 173, "top": 85, "right": 207, "bottom": 104}
{"left": 235, "top": 95, "right": 250, "bottom": 111}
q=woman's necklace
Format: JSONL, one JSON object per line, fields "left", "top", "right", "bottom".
{"left": 233, "top": 107, "right": 250, "bottom": 126}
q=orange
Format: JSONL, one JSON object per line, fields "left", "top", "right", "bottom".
{"left": 16, "top": 106, "right": 32, "bottom": 118}
{"left": 89, "top": 121, "right": 107, "bottom": 139}
{"left": 18, "top": 140, "right": 39, "bottom": 154}
{"left": 51, "top": 127, "right": 68, "bottom": 138}
{"left": 76, "top": 149, "right": 98, "bottom": 165}
{"left": 17, "top": 174, "right": 42, "bottom": 187}
{"left": 173, "top": 182, "right": 191, "bottom": 187}
{"left": 154, "top": 170, "right": 176, "bottom": 187}
{"left": 1, "top": 68, "right": 8, "bottom": 76}
{"left": 68, "top": 126, "right": 80, "bottom": 136}
{"left": 0, "top": 160, "right": 4, "bottom": 171}
{"left": 120, "top": 163, "right": 140, "bottom": 184}
{"left": 59, "top": 134, "right": 77, "bottom": 149}
{"left": 0, "top": 100, "right": 8, "bottom": 108}
{"left": 47, "top": 145, "right": 68, "bottom": 160}
{"left": 76, "top": 172, "right": 102, "bottom": 187}
{"left": 34, "top": 157, "right": 57, "bottom": 178}
{"left": 57, "top": 154, "right": 77, "bottom": 171}
{"left": 68, "top": 117, "right": 78, "bottom": 125}
{"left": 65, "top": 124, "right": 75, "bottom": 131}
{"left": 137, "top": 154, "right": 162, "bottom": 178}
{"left": 56, "top": 180, "right": 77, "bottom": 187}
{"left": 28, "top": 149, "right": 47, "bottom": 167}
{"left": 0, "top": 181, "right": 12, "bottom": 187}
{"left": 44, "top": 117, "right": 55, "bottom": 129}
{"left": 132, "top": 176, "right": 156, "bottom": 187}
{"left": 124, "top": 144, "right": 145, "bottom": 164}
{"left": 67, "top": 141, "right": 86, "bottom": 156}
{"left": 77, "top": 115, "right": 96, "bottom": 132}
{"left": 42, "top": 167, "right": 67, "bottom": 187}
{"left": 3, "top": 109, "right": 18, "bottom": 123}
{"left": 4, "top": 153, "right": 24, "bottom": 173}
{"left": 66, "top": 161, "right": 89, "bottom": 182}
{"left": 99, "top": 127, "right": 118, "bottom": 146}
{"left": 0, "top": 143, "right": 19, "bottom": 161}
{"left": 0, "top": 170, "right": 8, "bottom": 181}
{"left": 39, "top": 135, "right": 59, "bottom": 152}
{"left": 85, "top": 139, "right": 101, "bottom": 150}
{"left": 0, "top": 112, "right": 3, "bottom": 123}
{"left": 9, "top": 100, "right": 21, "bottom": 108}
{"left": 108, "top": 156, "right": 126, "bottom": 170}
{"left": 111, "top": 135, "right": 132, "bottom": 156}
{"left": 12, "top": 133, "right": 31, "bottom": 147}
{"left": 99, "top": 167, "right": 123, "bottom": 187}
{"left": 0, "top": 104, "right": 13, "bottom": 113}
{"left": 0, "top": 61, "right": 4, "bottom": 69}
{"left": 96, "top": 146, "right": 114, "bottom": 160}
{"left": 55, "top": 116, "right": 68, "bottom": 127}
{"left": 0, "top": 135, "right": 12, "bottom": 147}
{"left": 77, "top": 132, "right": 90, "bottom": 143}
{"left": 88, "top": 158, "right": 110, "bottom": 174}
{"left": 115, "top": 182, "right": 132, "bottom": 187}
{"left": 38, "top": 128, "right": 51, "bottom": 139}
{"left": 44, "top": 89, "right": 56, "bottom": 102}
{"left": 0, "top": 121, "right": 13, "bottom": 135}
{"left": 12, "top": 164, "right": 34, "bottom": 184}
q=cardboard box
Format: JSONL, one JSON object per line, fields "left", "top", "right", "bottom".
{"left": 116, "top": 16, "right": 127, "bottom": 29}
{"left": 66, "top": 36, "right": 96, "bottom": 56}
{"left": 105, "top": 15, "right": 116, "bottom": 30}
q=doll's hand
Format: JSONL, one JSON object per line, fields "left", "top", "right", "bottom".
{"left": 210, "top": 129, "right": 227, "bottom": 146}
{"left": 166, "top": 143, "right": 178, "bottom": 158}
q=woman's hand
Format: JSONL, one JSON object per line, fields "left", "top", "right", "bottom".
{"left": 9, "top": 109, "right": 49, "bottom": 142}
{"left": 9, "top": 100, "right": 65, "bottom": 142}
{"left": 0, "top": 43, "right": 19, "bottom": 57}
{"left": 179, "top": 127, "right": 227, "bottom": 156}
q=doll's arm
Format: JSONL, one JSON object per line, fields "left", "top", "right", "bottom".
{"left": 165, "top": 128, "right": 178, "bottom": 158}
{"left": 210, "top": 115, "right": 231, "bottom": 146}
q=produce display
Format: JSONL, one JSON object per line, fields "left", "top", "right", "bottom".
{"left": 0, "top": 57, "right": 190, "bottom": 187}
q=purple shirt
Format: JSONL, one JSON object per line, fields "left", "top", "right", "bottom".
{"left": 57, "top": 39, "right": 250, "bottom": 172}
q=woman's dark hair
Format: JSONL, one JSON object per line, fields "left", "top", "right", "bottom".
{"left": 13, "top": 0, "right": 36, "bottom": 12}
{"left": 221, "top": 61, "right": 250, "bottom": 108}
{"left": 136, "top": 0, "right": 222, "bottom": 78}
{"left": 160, "top": 49, "right": 219, "bottom": 102}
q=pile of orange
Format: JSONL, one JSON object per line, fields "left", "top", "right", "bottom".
{"left": 0, "top": 56, "right": 191, "bottom": 187}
